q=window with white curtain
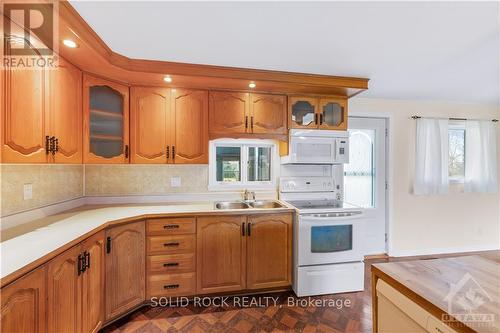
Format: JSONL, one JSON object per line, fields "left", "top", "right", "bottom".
{"left": 414, "top": 118, "right": 497, "bottom": 195}
{"left": 448, "top": 122, "right": 466, "bottom": 183}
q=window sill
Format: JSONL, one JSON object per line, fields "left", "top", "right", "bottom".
{"left": 208, "top": 183, "right": 277, "bottom": 192}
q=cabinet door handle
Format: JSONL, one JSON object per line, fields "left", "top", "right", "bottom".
{"left": 45, "top": 135, "right": 51, "bottom": 155}
{"left": 163, "top": 284, "right": 179, "bottom": 289}
{"left": 166, "top": 146, "right": 170, "bottom": 159}
{"left": 85, "top": 251, "right": 90, "bottom": 270}
{"left": 163, "top": 242, "right": 180, "bottom": 247}
{"left": 172, "top": 146, "right": 175, "bottom": 160}
{"left": 319, "top": 114, "right": 323, "bottom": 125}
{"left": 250, "top": 116, "right": 254, "bottom": 131}
{"left": 77, "top": 254, "right": 85, "bottom": 275}
{"left": 314, "top": 114, "right": 318, "bottom": 125}
{"left": 163, "top": 224, "right": 179, "bottom": 229}
{"left": 106, "top": 237, "right": 111, "bottom": 254}
{"left": 245, "top": 116, "right": 248, "bottom": 129}
{"left": 242, "top": 222, "right": 246, "bottom": 236}
{"left": 48, "top": 136, "right": 56, "bottom": 155}
{"left": 247, "top": 223, "right": 251, "bottom": 237}
{"left": 54, "top": 138, "right": 59, "bottom": 154}
{"left": 163, "top": 262, "right": 179, "bottom": 267}
{"left": 124, "top": 145, "right": 129, "bottom": 158}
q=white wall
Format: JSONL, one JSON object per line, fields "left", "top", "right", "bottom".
{"left": 350, "top": 97, "right": 500, "bottom": 256}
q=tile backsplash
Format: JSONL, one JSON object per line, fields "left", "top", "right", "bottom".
{"left": 1, "top": 164, "right": 84, "bottom": 216}
{"left": 84, "top": 164, "right": 209, "bottom": 196}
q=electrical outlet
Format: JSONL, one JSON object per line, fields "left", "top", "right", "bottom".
{"left": 23, "top": 183, "right": 33, "bottom": 200}
{"left": 170, "top": 176, "right": 181, "bottom": 187}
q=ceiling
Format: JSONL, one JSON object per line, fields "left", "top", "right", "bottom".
{"left": 70, "top": 1, "right": 500, "bottom": 105}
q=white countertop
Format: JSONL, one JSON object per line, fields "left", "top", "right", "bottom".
{"left": 1, "top": 202, "right": 293, "bottom": 281}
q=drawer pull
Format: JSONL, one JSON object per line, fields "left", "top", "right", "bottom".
{"left": 163, "top": 242, "right": 180, "bottom": 247}
{"left": 163, "top": 224, "right": 180, "bottom": 229}
{"left": 163, "top": 284, "right": 180, "bottom": 289}
{"left": 163, "top": 262, "right": 179, "bottom": 267}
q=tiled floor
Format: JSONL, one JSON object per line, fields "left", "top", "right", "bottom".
{"left": 103, "top": 260, "right": 377, "bottom": 333}
{"left": 102, "top": 251, "right": 499, "bottom": 333}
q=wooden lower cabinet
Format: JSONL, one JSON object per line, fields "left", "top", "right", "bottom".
{"left": 81, "top": 231, "right": 105, "bottom": 333}
{"left": 0, "top": 212, "right": 293, "bottom": 332}
{"left": 197, "top": 216, "right": 247, "bottom": 294}
{"left": 47, "top": 245, "right": 82, "bottom": 333}
{"left": 105, "top": 221, "right": 145, "bottom": 320}
{"left": 148, "top": 272, "right": 196, "bottom": 297}
{"left": 0, "top": 266, "right": 47, "bottom": 333}
{"left": 247, "top": 213, "right": 292, "bottom": 289}
{"left": 197, "top": 213, "right": 293, "bottom": 294}
{"left": 146, "top": 217, "right": 197, "bottom": 298}
{"left": 46, "top": 231, "right": 105, "bottom": 333}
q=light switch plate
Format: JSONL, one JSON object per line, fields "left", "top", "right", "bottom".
{"left": 23, "top": 183, "right": 33, "bottom": 200}
{"left": 170, "top": 176, "right": 181, "bottom": 187}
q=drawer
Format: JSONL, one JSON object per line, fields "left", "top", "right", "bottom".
{"left": 147, "top": 217, "right": 196, "bottom": 235}
{"left": 147, "top": 253, "right": 195, "bottom": 273}
{"left": 147, "top": 235, "right": 195, "bottom": 254}
{"left": 148, "top": 272, "right": 196, "bottom": 297}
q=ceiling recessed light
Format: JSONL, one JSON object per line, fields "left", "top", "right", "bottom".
{"left": 62, "top": 39, "right": 77, "bottom": 48}
{"left": 164, "top": 75, "right": 172, "bottom": 83}
{"left": 248, "top": 82, "right": 256, "bottom": 88}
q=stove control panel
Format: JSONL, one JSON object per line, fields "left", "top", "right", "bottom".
{"left": 280, "top": 177, "right": 335, "bottom": 192}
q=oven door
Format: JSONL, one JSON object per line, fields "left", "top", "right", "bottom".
{"left": 289, "top": 136, "right": 336, "bottom": 164}
{"left": 297, "top": 213, "right": 364, "bottom": 266}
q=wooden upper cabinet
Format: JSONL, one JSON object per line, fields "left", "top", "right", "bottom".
{"left": 2, "top": 60, "right": 48, "bottom": 163}
{"left": 49, "top": 58, "right": 83, "bottom": 164}
{"left": 209, "top": 91, "right": 288, "bottom": 139}
{"left": 47, "top": 244, "right": 82, "bottom": 333}
{"left": 319, "top": 98, "right": 348, "bottom": 130}
{"left": 171, "top": 89, "right": 208, "bottom": 164}
{"left": 83, "top": 74, "right": 129, "bottom": 164}
{"left": 105, "top": 221, "right": 145, "bottom": 320}
{"left": 130, "top": 87, "right": 169, "bottom": 163}
{"left": 246, "top": 213, "right": 292, "bottom": 290}
{"left": 0, "top": 266, "right": 47, "bottom": 333}
{"left": 81, "top": 231, "right": 105, "bottom": 333}
{"left": 209, "top": 91, "right": 249, "bottom": 135}
{"left": 289, "top": 96, "right": 348, "bottom": 130}
{"left": 197, "top": 216, "right": 247, "bottom": 294}
{"left": 289, "top": 96, "right": 319, "bottom": 129}
{"left": 250, "top": 93, "right": 287, "bottom": 135}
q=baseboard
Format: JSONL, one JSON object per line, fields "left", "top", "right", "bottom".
{"left": 388, "top": 244, "right": 500, "bottom": 258}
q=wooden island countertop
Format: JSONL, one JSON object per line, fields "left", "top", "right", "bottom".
{"left": 371, "top": 255, "right": 500, "bottom": 333}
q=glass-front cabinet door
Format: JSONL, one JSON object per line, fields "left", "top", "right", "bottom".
{"left": 83, "top": 74, "right": 129, "bottom": 163}
{"left": 319, "top": 98, "right": 347, "bottom": 130}
{"left": 289, "top": 96, "right": 319, "bottom": 129}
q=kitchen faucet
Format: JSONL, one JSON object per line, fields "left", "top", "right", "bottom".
{"left": 243, "top": 189, "right": 256, "bottom": 202}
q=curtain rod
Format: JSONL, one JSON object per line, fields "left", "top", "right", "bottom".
{"left": 411, "top": 116, "right": 498, "bottom": 122}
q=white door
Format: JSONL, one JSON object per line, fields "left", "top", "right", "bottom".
{"left": 345, "top": 117, "right": 387, "bottom": 255}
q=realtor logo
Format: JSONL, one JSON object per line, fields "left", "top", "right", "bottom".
{"left": 443, "top": 273, "right": 494, "bottom": 327}
{"left": 1, "top": 1, "right": 59, "bottom": 69}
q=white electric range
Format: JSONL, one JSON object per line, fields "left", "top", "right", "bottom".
{"left": 279, "top": 165, "right": 365, "bottom": 297}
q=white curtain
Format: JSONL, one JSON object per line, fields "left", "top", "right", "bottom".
{"left": 465, "top": 120, "right": 498, "bottom": 193}
{"left": 414, "top": 118, "right": 449, "bottom": 195}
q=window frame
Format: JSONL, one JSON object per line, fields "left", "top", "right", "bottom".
{"left": 208, "top": 138, "right": 278, "bottom": 191}
{"left": 448, "top": 120, "right": 466, "bottom": 184}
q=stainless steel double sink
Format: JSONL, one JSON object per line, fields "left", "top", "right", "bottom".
{"left": 214, "top": 200, "right": 286, "bottom": 210}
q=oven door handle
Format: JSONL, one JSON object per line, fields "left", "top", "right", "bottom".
{"left": 300, "top": 213, "right": 363, "bottom": 223}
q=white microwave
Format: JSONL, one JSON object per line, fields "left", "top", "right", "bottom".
{"left": 281, "top": 129, "right": 349, "bottom": 164}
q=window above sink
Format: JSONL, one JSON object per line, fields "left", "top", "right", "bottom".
{"left": 208, "top": 139, "right": 279, "bottom": 191}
